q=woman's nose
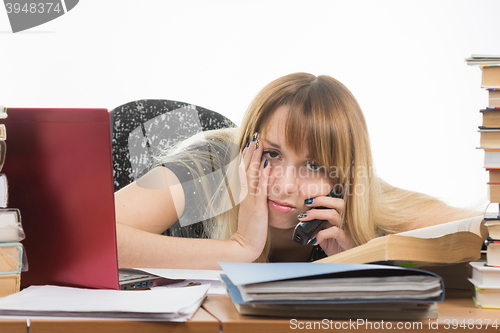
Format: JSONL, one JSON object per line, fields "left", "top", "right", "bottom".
{"left": 278, "top": 166, "right": 298, "bottom": 195}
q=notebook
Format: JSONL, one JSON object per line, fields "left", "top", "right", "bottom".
{"left": 1, "top": 108, "right": 162, "bottom": 290}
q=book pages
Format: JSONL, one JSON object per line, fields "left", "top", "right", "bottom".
{"left": 394, "top": 216, "right": 484, "bottom": 239}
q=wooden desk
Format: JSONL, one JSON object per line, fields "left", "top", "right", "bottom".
{"left": 0, "top": 319, "right": 26, "bottom": 333}
{"left": 203, "top": 290, "right": 500, "bottom": 333}
{"left": 2, "top": 291, "right": 499, "bottom": 332}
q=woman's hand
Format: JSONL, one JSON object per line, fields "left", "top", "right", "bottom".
{"left": 231, "top": 133, "right": 271, "bottom": 261}
{"left": 298, "top": 195, "right": 355, "bottom": 256}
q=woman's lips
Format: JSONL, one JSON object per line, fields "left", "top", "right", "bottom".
{"left": 268, "top": 199, "right": 295, "bottom": 214}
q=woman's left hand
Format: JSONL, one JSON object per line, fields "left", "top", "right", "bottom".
{"left": 298, "top": 195, "right": 356, "bottom": 256}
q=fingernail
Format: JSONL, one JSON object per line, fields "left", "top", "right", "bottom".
{"left": 311, "top": 238, "right": 317, "bottom": 246}
{"left": 264, "top": 159, "right": 268, "bottom": 168}
{"left": 297, "top": 212, "right": 308, "bottom": 219}
{"left": 252, "top": 132, "right": 258, "bottom": 141}
{"left": 304, "top": 198, "right": 314, "bottom": 205}
{"left": 255, "top": 139, "right": 260, "bottom": 150}
{"left": 246, "top": 141, "right": 250, "bottom": 148}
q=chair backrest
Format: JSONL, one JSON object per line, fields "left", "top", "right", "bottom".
{"left": 110, "top": 99, "right": 236, "bottom": 192}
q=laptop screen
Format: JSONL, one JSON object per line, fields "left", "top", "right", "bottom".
{"left": 1, "top": 108, "right": 120, "bottom": 290}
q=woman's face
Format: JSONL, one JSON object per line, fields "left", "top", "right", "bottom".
{"left": 261, "top": 106, "right": 332, "bottom": 230}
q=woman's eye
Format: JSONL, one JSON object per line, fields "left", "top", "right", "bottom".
{"left": 306, "top": 161, "right": 321, "bottom": 171}
{"left": 263, "top": 150, "right": 280, "bottom": 159}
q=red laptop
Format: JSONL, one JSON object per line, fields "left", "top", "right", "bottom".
{"left": 1, "top": 108, "right": 159, "bottom": 290}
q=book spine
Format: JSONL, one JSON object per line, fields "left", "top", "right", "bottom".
{"left": 0, "top": 174, "right": 7, "bottom": 208}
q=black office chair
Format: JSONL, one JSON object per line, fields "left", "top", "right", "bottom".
{"left": 110, "top": 99, "right": 237, "bottom": 238}
{"left": 110, "top": 99, "right": 236, "bottom": 192}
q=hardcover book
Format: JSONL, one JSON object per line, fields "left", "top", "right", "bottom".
{"left": 485, "top": 238, "right": 500, "bottom": 266}
{"left": 490, "top": 90, "right": 500, "bottom": 108}
{"left": 482, "top": 66, "right": 500, "bottom": 89}
{"left": 481, "top": 109, "right": 500, "bottom": 128}
{"left": 468, "top": 261, "right": 500, "bottom": 287}
{"left": 315, "top": 216, "right": 486, "bottom": 267}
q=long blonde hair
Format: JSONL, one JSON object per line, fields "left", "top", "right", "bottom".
{"left": 161, "top": 73, "right": 479, "bottom": 262}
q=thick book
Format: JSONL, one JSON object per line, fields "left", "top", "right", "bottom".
{"left": 487, "top": 169, "right": 500, "bottom": 184}
{"left": 315, "top": 216, "right": 486, "bottom": 267}
{"left": 490, "top": 89, "right": 500, "bottom": 108}
{"left": 0, "top": 243, "right": 24, "bottom": 274}
{"left": 484, "top": 150, "right": 500, "bottom": 169}
{"left": 485, "top": 238, "right": 500, "bottom": 266}
{"left": 0, "top": 174, "right": 6, "bottom": 208}
{"left": 484, "top": 216, "right": 500, "bottom": 239}
{"left": 468, "top": 261, "right": 500, "bottom": 287}
{"left": 0, "top": 209, "right": 24, "bottom": 242}
{"left": 479, "top": 128, "right": 500, "bottom": 149}
{"left": 488, "top": 184, "right": 500, "bottom": 203}
{"left": 481, "top": 109, "right": 500, "bottom": 128}
{"left": 468, "top": 261, "right": 500, "bottom": 309}
{"left": 0, "top": 274, "right": 20, "bottom": 298}
{"left": 219, "top": 262, "right": 443, "bottom": 320}
{"left": 482, "top": 66, "right": 500, "bottom": 89}
{"left": 471, "top": 285, "right": 500, "bottom": 309}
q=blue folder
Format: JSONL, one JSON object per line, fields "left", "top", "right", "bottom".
{"left": 219, "top": 262, "right": 445, "bottom": 305}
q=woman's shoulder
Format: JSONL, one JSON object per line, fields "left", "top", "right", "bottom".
{"left": 203, "top": 127, "right": 240, "bottom": 143}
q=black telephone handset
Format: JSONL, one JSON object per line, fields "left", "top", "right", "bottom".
{"left": 292, "top": 189, "right": 342, "bottom": 245}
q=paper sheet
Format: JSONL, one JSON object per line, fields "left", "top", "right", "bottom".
{"left": 156, "top": 279, "right": 227, "bottom": 295}
{"left": 0, "top": 284, "right": 209, "bottom": 321}
{"left": 137, "top": 268, "right": 223, "bottom": 281}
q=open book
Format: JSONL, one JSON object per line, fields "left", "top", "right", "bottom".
{"left": 315, "top": 216, "right": 486, "bottom": 267}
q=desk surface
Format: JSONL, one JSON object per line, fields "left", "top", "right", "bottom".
{"left": 0, "top": 319, "right": 26, "bottom": 333}
{"left": 1, "top": 290, "right": 499, "bottom": 332}
{"left": 202, "top": 290, "right": 500, "bottom": 333}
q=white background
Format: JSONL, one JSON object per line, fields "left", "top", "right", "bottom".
{"left": 1, "top": 0, "right": 500, "bottom": 209}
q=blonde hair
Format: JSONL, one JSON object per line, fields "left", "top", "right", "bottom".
{"left": 159, "top": 73, "right": 480, "bottom": 262}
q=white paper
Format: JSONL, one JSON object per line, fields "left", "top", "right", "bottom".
{"left": 156, "top": 279, "right": 227, "bottom": 295}
{"left": 0, "top": 284, "right": 209, "bottom": 321}
{"left": 137, "top": 268, "right": 223, "bottom": 281}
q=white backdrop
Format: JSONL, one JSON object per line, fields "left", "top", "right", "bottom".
{"left": 2, "top": 0, "right": 500, "bottom": 209}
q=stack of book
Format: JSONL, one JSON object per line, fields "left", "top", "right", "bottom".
{"left": 468, "top": 212, "right": 500, "bottom": 309}
{"left": 219, "top": 262, "right": 444, "bottom": 320}
{"left": 0, "top": 107, "right": 26, "bottom": 298}
{"left": 468, "top": 260, "right": 500, "bottom": 309}
{"left": 466, "top": 55, "right": 500, "bottom": 309}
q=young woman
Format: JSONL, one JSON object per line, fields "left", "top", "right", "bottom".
{"left": 115, "top": 73, "right": 479, "bottom": 269}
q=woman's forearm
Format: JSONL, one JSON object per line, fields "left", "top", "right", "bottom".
{"left": 116, "top": 223, "right": 258, "bottom": 269}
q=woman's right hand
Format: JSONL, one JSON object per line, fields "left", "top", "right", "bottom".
{"left": 230, "top": 132, "right": 271, "bottom": 261}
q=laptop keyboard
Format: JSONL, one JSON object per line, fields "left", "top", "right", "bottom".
{"left": 118, "top": 273, "right": 153, "bottom": 282}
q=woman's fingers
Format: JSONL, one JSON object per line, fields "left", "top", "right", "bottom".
{"left": 248, "top": 135, "right": 263, "bottom": 195}
{"left": 305, "top": 196, "right": 345, "bottom": 214}
{"left": 257, "top": 158, "right": 270, "bottom": 197}
{"left": 239, "top": 132, "right": 260, "bottom": 200}
{"left": 297, "top": 206, "right": 343, "bottom": 227}
{"left": 315, "top": 226, "right": 356, "bottom": 255}
{"left": 243, "top": 132, "right": 258, "bottom": 171}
